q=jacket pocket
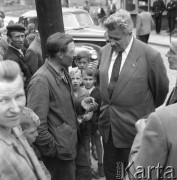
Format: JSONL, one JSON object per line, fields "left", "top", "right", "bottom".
{"left": 53, "top": 122, "right": 78, "bottom": 160}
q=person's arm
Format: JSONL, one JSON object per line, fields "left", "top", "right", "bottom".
{"left": 27, "top": 78, "right": 57, "bottom": 157}
{"left": 136, "top": 14, "right": 141, "bottom": 37}
{"left": 148, "top": 52, "right": 169, "bottom": 108}
{"left": 25, "top": 49, "right": 38, "bottom": 75}
{"left": 127, "top": 113, "right": 168, "bottom": 179}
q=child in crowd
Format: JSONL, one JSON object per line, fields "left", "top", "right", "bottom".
{"left": 20, "top": 107, "right": 40, "bottom": 146}
{"left": 70, "top": 68, "right": 92, "bottom": 180}
{"left": 82, "top": 67, "right": 105, "bottom": 177}
{"left": 75, "top": 50, "right": 90, "bottom": 72}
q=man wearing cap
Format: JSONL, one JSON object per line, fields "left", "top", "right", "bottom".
{"left": 27, "top": 32, "right": 98, "bottom": 180}
{"left": 3, "top": 24, "right": 31, "bottom": 93}
{"left": 125, "top": 32, "right": 177, "bottom": 180}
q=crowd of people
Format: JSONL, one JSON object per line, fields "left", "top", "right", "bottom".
{"left": 0, "top": 4, "right": 177, "bottom": 180}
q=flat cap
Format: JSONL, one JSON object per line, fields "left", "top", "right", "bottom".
{"left": 6, "top": 24, "right": 25, "bottom": 32}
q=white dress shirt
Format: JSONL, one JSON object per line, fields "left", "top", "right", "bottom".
{"left": 108, "top": 36, "right": 134, "bottom": 83}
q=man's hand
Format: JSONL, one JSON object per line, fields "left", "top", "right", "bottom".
{"left": 83, "top": 112, "right": 93, "bottom": 122}
{"left": 81, "top": 97, "right": 98, "bottom": 112}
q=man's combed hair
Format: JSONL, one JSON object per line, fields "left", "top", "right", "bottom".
{"left": 75, "top": 50, "right": 91, "bottom": 62}
{"left": 0, "top": 60, "right": 22, "bottom": 81}
{"left": 104, "top": 9, "right": 134, "bottom": 34}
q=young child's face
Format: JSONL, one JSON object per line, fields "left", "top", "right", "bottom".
{"left": 71, "top": 72, "right": 82, "bottom": 90}
{"left": 76, "top": 58, "right": 89, "bottom": 71}
{"left": 83, "top": 74, "right": 95, "bottom": 90}
{"left": 24, "top": 125, "right": 38, "bottom": 145}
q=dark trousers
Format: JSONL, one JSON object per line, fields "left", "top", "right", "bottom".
{"left": 103, "top": 131, "right": 130, "bottom": 180}
{"left": 168, "top": 17, "right": 176, "bottom": 33}
{"left": 138, "top": 34, "right": 150, "bottom": 44}
{"left": 155, "top": 16, "right": 162, "bottom": 33}
{"left": 42, "top": 156, "right": 75, "bottom": 180}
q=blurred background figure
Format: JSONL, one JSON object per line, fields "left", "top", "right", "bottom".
{"left": 97, "top": 3, "right": 106, "bottom": 26}
{"left": 166, "top": 0, "right": 177, "bottom": 34}
{"left": 26, "top": 33, "right": 36, "bottom": 47}
{"left": 83, "top": 0, "right": 90, "bottom": 13}
{"left": 152, "top": 0, "right": 165, "bottom": 34}
{"left": 107, "top": 0, "right": 116, "bottom": 15}
{"left": 136, "top": 7, "right": 154, "bottom": 43}
{"left": 0, "top": 37, "right": 8, "bottom": 60}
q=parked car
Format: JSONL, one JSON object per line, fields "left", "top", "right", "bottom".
{"left": 18, "top": 8, "right": 106, "bottom": 63}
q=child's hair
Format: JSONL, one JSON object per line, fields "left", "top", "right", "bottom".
{"left": 75, "top": 50, "right": 91, "bottom": 62}
{"left": 20, "top": 107, "right": 40, "bottom": 131}
{"left": 69, "top": 68, "right": 82, "bottom": 78}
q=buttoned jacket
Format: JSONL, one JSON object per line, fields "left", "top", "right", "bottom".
{"left": 98, "top": 38, "right": 169, "bottom": 148}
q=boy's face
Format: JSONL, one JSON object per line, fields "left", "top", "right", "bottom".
{"left": 83, "top": 74, "right": 96, "bottom": 89}
{"left": 24, "top": 125, "right": 38, "bottom": 145}
{"left": 76, "top": 58, "right": 89, "bottom": 71}
{"left": 71, "top": 72, "right": 82, "bottom": 90}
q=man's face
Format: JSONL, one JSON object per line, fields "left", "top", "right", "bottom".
{"left": 71, "top": 72, "right": 82, "bottom": 90}
{"left": 0, "top": 75, "right": 26, "bottom": 130}
{"left": 83, "top": 74, "right": 95, "bottom": 90}
{"left": 166, "top": 48, "right": 177, "bottom": 70}
{"left": 106, "top": 27, "right": 131, "bottom": 53}
{"left": 10, "top": 31, "right": 25, "bottom": 49}
{"left": 60, "top": 41, "right": 75, "bottom": 68}
{"left": 76, "top": 58, "right": 89, "bottom": 71}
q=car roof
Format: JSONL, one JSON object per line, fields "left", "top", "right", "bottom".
{"left": 20, "top": 8, "right": 89, "bottom": 18}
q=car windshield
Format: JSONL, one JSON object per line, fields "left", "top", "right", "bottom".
{"left": 63, "top": 12, "right": 93, "bottom": 29}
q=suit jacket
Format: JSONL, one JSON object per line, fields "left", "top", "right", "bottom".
{"left": 136, "top": 11, "right": 154, "bottom": 36}
{"left": 3, "top": 46, "right": 31, "bottom": 90}
{"left": 166, "top": 1, "right": 177, "bottom": 18}
{"left": 166, "top": 85, "right": 177, "bottom": 105}
{"left": 152, "top": 0, "right": 165, "bottom": 17}
{"left": 0, "top": 126, "right": 47, "bottom": 180}
{"left": 126, "top": 103, "right": 177, "bottom": 180}
{"left": 25, "top": 36, "right": 43, "bottom": 76}
{"left": 97, "top": 7, "right": 106, "bottom": 19}
{"left": 98, "top": 38, "right": 169, "bottom": 148}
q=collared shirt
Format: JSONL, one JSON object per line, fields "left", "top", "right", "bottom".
{"left": 108, "top": 36, "right": 134, "bottom": 83}
{"left": 9, "top": 44, "right": 24, "bottom": 56}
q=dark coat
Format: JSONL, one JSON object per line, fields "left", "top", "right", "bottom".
{"left": 166, "top": 0, "right": 177, "bottom": 18}
{"left": 3, "top": 46, "right": 31, "bottom": 90}
{"left": 97, "top": 7, "right": 106, "bottom": 19}
{"left": 152, "top": 0, "right": 165, "bottom": 17}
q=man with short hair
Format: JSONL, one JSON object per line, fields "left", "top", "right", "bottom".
{"left": 99, "top": 9, "right": 169, "bottom": 180}
{"left": 125, "top": 35, "right": 177, "bottom": 180}
{"left": 0, "top": 60, "right": 47, "bottom": 180}
{"left": 27, "top": 32, "right": 97, "bottom": 180}
{"left": 136, "top": 7, "right": 154, "bottom": 43}
{"left": 152, "top": 0, "right": 165, "bottom": 34}
{"left": 3, "top": 24, "right": 31, "bottom": 93}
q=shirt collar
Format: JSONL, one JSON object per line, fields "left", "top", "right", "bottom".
{"left": 9, "top": 45, "right": 23, "bottom": 55}
{"left": 124, "top": 35, "right": 134, "bottom": 56}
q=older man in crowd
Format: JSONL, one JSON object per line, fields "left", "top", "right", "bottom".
{"left": 125, "top": 34, "right": 177, "bottom": 180}
{"left": 3, "top": 24, "right": 31, "bottom": 93}
{"left": 98, "top": 9, "right": 169, "bottom": 180}
{"left": 0, "top": 60, "right": 47, "bottom": 180}
{"left": 27, "top": 32, "right": 97, "bottom": 180}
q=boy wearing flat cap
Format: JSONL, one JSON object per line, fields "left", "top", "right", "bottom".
{"left": 3, "top": 24, "right": 31, "bottom": 94}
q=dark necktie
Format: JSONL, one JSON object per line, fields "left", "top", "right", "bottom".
{"left": 108, "top": 52, "right": 122, "bottom": 98}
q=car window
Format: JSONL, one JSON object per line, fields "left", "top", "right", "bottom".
{"left": 63, "top": 12, "right": 93, "bottom": 29}
{"left": 63, "top": 13, "right": 80, "bottom": 28}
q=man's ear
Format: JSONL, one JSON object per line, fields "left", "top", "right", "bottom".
{"left": 57, "top": 51, "right": 63, "bottom": 59}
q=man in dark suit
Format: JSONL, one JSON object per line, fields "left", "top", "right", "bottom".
{"left": 152, "top": 0, "right": 165, "bottom": 34}
{"left": 3, "top": 24, "right": 31, "bottom": 93}
{"left": 107, "top": 0, "right": 116, "bottom": 15}
{"left": 98, "top": 9, "right": 169, "bottom": 180}
{"left": 166, "top": 0, "right": 177, "bottom": 33}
